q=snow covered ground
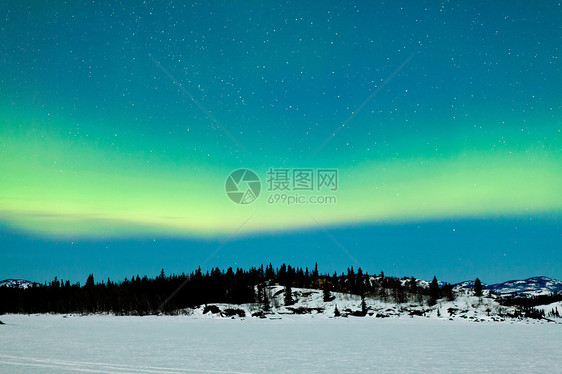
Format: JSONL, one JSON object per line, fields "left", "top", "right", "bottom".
{"left": 178, "top": 286, "right": 560, "bottom": 322}
{"left": 0, "top": 314, "right": 560, "bottom": 374}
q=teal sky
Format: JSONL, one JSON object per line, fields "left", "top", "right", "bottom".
{"left": 0, "top": 1, "right": 560, "bottom": 283}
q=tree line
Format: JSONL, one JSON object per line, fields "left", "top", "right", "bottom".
{"left": 1, "top": 264, "right": 471, "bottom": 315}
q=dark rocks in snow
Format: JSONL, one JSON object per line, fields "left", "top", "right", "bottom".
{"left": 349, "top": 310, "right": 367, "bottom": 317}
{"left": 447, "top": 308, "right": 459, "bottom": 316}
{"left": 223, "top": 308, "right": 245, "bottom": 318}
{"left": 286, "top": 307, "right": 324, "bottom": 315}
{"left": 202, "top": 306, "right": 246, "bottom": 317}
{"left": 252, "top": 311, "right": 267, "bottom": 318}
{"left": 203, "top": 305, "right": 221, "bottom": 315}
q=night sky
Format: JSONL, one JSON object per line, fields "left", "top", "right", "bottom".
{"left": 1, "top": 1, "right": 560, "bottom": 284}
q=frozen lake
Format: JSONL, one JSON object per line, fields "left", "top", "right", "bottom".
{"left": 0, "top": 314, "right": 560, "bottom": 373}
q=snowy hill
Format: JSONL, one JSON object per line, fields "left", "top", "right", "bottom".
{"left": 0, "top": 279, "right": 36, "bottom": 289}
{"left": 534, "top": 300, "right": 562, "bottom": 317}
{"left": 457, "top": 276, "right": 562, "bottom": 296}
{"left": 455, "top": 280, "right": 488, "bottom": 288}
{"left": 176, "top": 284, "right": 561, "bottom": 323}
{"left": 486, "top": 276, "right": 562, "bottom": 296}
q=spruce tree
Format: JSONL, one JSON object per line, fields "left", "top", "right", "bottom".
{"left": 263, "top": 290, "right": 270, "bottom": 312}
{"left": 356, "top": 267, "right": 365, "bottom": 296}
{"left": 443, "top": 284, "right": 455, "bottom": 301}
{"left": 334, "top": 305, "right": 341, "bottom": 317}
{"left": 323, "top": 281, "right": 334, "bottom": 302}
{"left": 284, "top": 284, "right": 294, "bottom": 306}
{"left": 409, "top": 277, "right": 417, "bottom": 293}
{"left": 312, "top": 263, "right": 319, "bottom": 279}
{"left": 429, "top": 276, "right": 440, "bottom": 305}
{"left": 257, "top": 283, "right": 265, "bottom": 304}
{"left": 361, "top": 296, "right": 367, "bottom": 314}
{"left": 85, "top": 274, "right": 94, "bottom": 288}
{"left": 474, "top": 278, "right": 483, "bottom": 297}
{"left": 347, "top": 267, "right": 355, "bottom": 293}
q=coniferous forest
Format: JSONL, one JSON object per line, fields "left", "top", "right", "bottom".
{"left": 1, "top": 264, "right": 560, "bottom": 317}
{"left": 0, "top": 264, "right": 449, "bottom": 315}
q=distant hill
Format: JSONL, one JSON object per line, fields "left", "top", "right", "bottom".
{"left": 456, "top": 276, "right": 562, "bottom": 296}
{"left": 486, "top": 276, "right": 562, "bottom": 296}
{"left": 0, "top": 279, "right": 36, "bottom": 289}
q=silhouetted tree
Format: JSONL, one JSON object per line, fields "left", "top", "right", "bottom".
{"left": 429, "top": 276, "right": 440, "bottom": 305}
{"left": 85, "top": 274, "right": 94, "bottom": 288}
{"left": 361, "top": 296, "right": 367, "bottom": 314}
{"left": 474, "top": 278, "right": 483, "bottom": 297}
{"left": 263, "top": 289, "right": 270, "bottom": 312}
{"left": 356, "top": 267, "right": 365, "bottom": 296}
{"left": 442, "top": 284, "right": 455, "bottom": 301}
{"left": 409, "top": 277, "right": 417, "bottom": 293}
{"left": 323, "top": 281, "right": 334, "bottom": 302}
{"left": 312, "top": 263, "right": 319, "bottom": 279}
{"left": 284, "top": 284, "right": 294, "bottom": 306}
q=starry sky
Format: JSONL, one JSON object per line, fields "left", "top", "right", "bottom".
{"left": 1, "top": 1, "right": 560, "bottom": 284}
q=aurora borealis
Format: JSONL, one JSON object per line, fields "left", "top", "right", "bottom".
{"left": 1, "top": 1, "right": 560, "bottom": 283}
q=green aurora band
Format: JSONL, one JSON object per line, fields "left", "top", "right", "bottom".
{"left": 1, "top": 107, "right": 560, "bottom": 238}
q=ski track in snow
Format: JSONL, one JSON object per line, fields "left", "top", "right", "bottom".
{"left": 0, "top": 354, "right": 249, "bottom": 374}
